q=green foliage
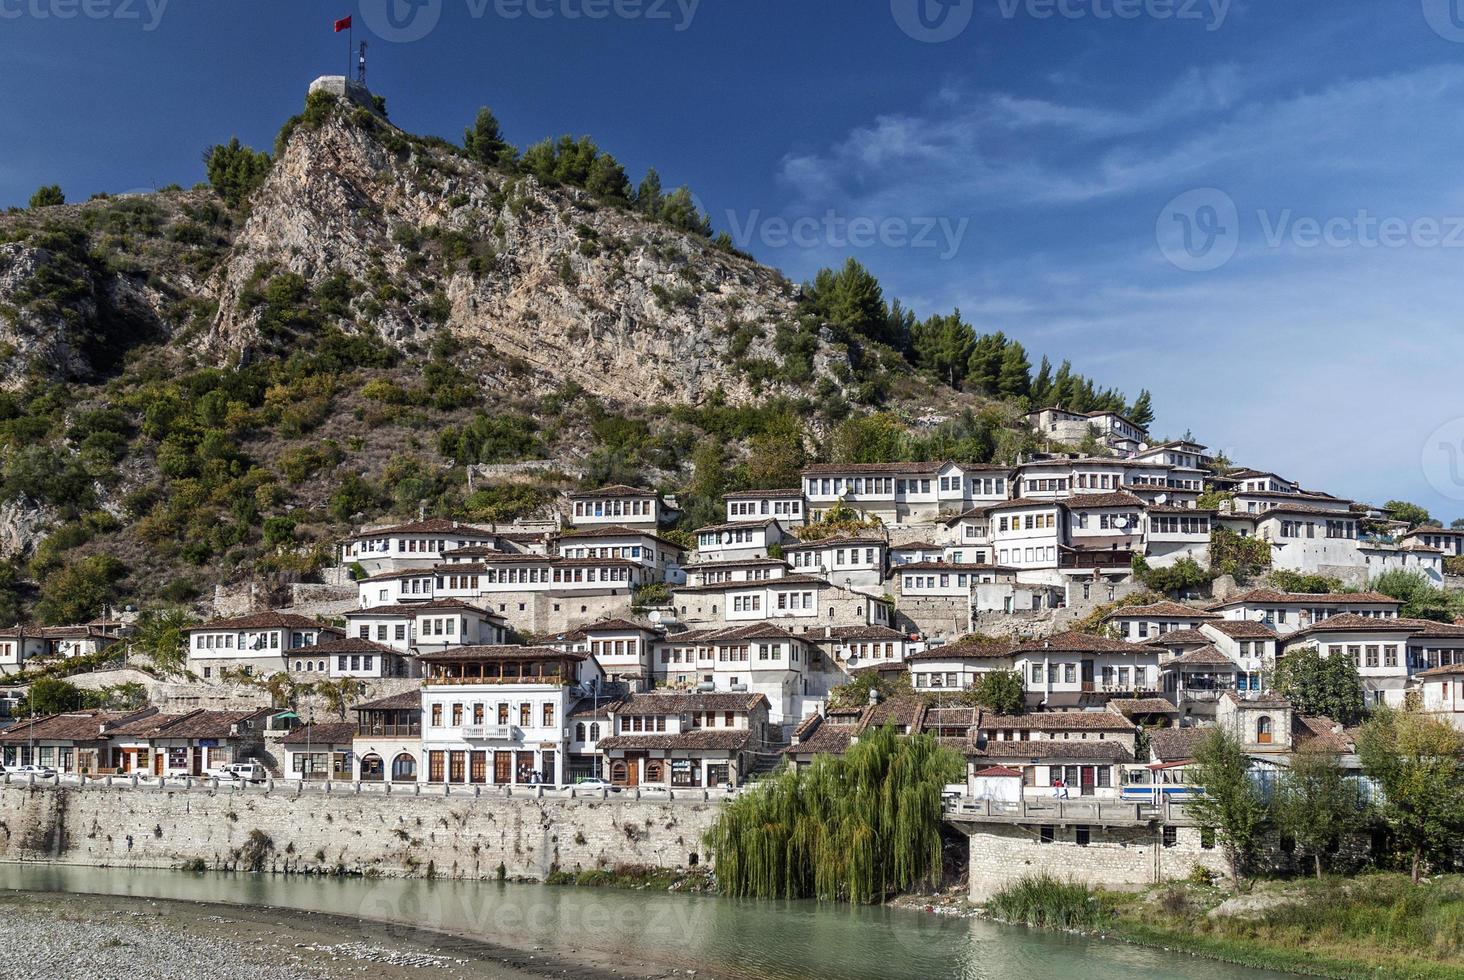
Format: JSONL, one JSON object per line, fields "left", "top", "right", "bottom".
{"left": 28, "top": 185, "right": 65, "bottom": 208}
{"left": 971, "top": 669, "right": 1026, "bottom": 715}
{"left": 1273, "top": 645, "right": 1366, "bottom": 726}
{"left": 438, "top": 412, "right": 542, "bottom": 464}
{"left": 1187, "top": 728, "right": 1270, "bottom": 892}
{"left": 1268, "top": 569, "right": 1347, "bottom": 594}
{"left": 680, "top": 438, "right": 729, "bottom": 531}
{"left": 794, "top": 501, "right": 884, "bottom": 541}
{"left": 1274, "top": 747, "right": 1368, "bottom": 878}
{"left": 827, "top": 671, "right": 912, "bottom": 712}
{"left": 329, "top": 472, "right": 382, "bottom": 523}
{"left": 658, "top": 186, "right": 710, "bottom": 236}
{"left": 203, "top": 138, "right": 272, "bottom": 209}
{"left": 463, "top": 483, "right": 555, "bottom": 523}
{"left": 1357, "top": 708, "right": 1464, "bottom": 882}
{"left": 704, "top": 726, "right": 961, "bottom": 903}
{"left": 1384, "top": 500, "right": 1433, "bottom": 530}
{"left": 1132, "top": 555, "right": 1215, "bottom": 595}
{"left": 1128, "top": 389, "right": 1155, "bottom": 428}
{"left": 463, "top": 107, "right": 515, "bottom": 168}
{"left": 1209, "top": 527, "right": 1272, "bottom": 580}
{"left": 34, "top": 555, "right": 125, "bottom": 625}
{"left": 1372, "top": 569, "right": 1461, "bottom": 623}
{"left": 987, "top": 875, "right": 1106, "bottom": 930}
{"left": 20, "top": 676, "right": 86, "bottom": 715}
{"left": 631, "top": 582, "right": 671, "bottom": 608}
{"left": 130, "top": 606, "right": 196, "bottom": 674}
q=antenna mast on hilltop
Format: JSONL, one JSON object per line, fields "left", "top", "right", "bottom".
{"left": 358, "top": 41, "right": 368, "bottom": 87}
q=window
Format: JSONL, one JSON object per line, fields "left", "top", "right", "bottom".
{"left": 1039, "top": 826, "right": 1054, "bottom": 844}
{"left": 1162, "top": 825, "right": 1177, "bottom": 848}
{"left": 1075, "top": 825, "right": 1090, "bottom": 847}
{"left": 1256, "top": 716, "right": 1273, "bottom": 744}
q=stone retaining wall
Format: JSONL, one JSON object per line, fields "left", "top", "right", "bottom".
{"left": 963, "top": 822, "right": 1227, "bottom": 900}
{"left": 0, "top": 783, "right": 721, "bottom": 881}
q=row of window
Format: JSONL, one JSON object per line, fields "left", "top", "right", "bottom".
{"left": 429, "top": 701, "right": 556, "bottom": 727}
{"left": 573, "top": 499, "right": 653, "bottom": 518}
{"left": 997, "top": 513, "right": 1057, "bottom": 532}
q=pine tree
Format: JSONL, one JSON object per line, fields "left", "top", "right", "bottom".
{"left": 966, "top": 332, "right": 1007, "bottom": 393}
{"left": 463, "top": 107, "right": 513, "bottom": 168}
{"left": 1030, "top": 356, "right": 1053, "bottom": 404}
{"left": 1129, "top": 389, "right": 1155, "bottom": 428}
{"left": 997, "top": 341, "right": 1032, "bottom": 399}
{"left": 586, "top": 153, "right": 631, "bottom": 205}
{"left": 636, "top": 168, "right": 664, "bottom": 219}
{"left": 28, "top": 184, "right": 65, "bottom": 209}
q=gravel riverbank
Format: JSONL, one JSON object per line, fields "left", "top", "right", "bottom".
{"left": 0, "top": 890, "right": 694, "bottom": 980}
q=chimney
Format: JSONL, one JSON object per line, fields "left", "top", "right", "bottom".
{"left": 868, "top": 687, "right": 881, "bottom": 707}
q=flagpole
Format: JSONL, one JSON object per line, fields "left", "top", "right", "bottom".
{"left": 348, "top": 22, "right": 353, "bottom": 80}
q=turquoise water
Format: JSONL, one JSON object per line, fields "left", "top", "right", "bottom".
{"left": 0, "top": 864, "right": 1296, "bottom": 980}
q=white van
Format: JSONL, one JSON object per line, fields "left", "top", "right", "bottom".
{"left": 207, "top": 762, "right": 268, "bottom": 784}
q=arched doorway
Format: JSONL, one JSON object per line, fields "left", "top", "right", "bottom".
{"left": 1256, "top": 716, "right": 1273, "bottom": 745}
{"left": 391, "top": 753, "right": 418, "bottom": 782}
{"left": 360, "top": 754, "right": 385, "bottom": 781}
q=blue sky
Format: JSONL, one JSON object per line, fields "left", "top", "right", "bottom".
{"left": 3, "top": 0, "right": 1464, "bottom": 521}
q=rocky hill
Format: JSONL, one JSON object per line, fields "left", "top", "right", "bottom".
{"left": 0, "top": 88, "right": 1127, "bottom": 625}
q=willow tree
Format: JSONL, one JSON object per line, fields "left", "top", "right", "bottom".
{"left": 705, "top": 726, "right": 961, "bottom": 903}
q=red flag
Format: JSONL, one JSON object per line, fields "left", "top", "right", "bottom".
{"left": 334, "top": 15, "right": 352, "bottom": 32}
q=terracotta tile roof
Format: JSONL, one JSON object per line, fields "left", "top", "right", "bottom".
{"left": 348, "top": 519, "right": 496, "bottom": 539}
{"left": 1166, "top": 645, "right": 1236, "bottom": 668}
{"left": 1204, "top": 620, "right": 1279, "bottom": 640}
{"left": 351, "top": 690, "right": 422, "bottom": 712}
{"left": 109, "top": 709, "right": 271, "bottom": 740}
{"left": 1149, "top": 727, "right": 1207, "bottom": 763}
{"left": 907, "top": 636, "right": 1017, "bottom": 661}
{"left": 598, "top": 730, "right": 753, "bottom": 752}
{"left": 986, "top": 497, "right": 1065, "bottom": 512}
{"left": 786, "top": 713, "right": 859, "bottom": 756}
{"left": 819, "top": 625, "right": 910, "bottom": 641}
{"left": 350, "top": 599, "right": 497, "bottom": 617}
{"left": 1064, "top": 491, "right": 1147, "bottom": 509}
{"left": 568, "top": 485, "right": 658, "bottom": 498}
{"left": 972, "top": 765, "right": 1024, "bottom": 778}
{"left": 303, "top": 637, "right": 402, "bottom": 657}
{"left": 685, "top": 557, "right": 790, "bottom": 570}
{"left": 357, "top": 568, "right": 440, "bottom": 583}
{"left": 1141, "top": 628, "right": 1214, "bottom": 647}
{"left": 864, "top": 696, "right": 928, "bottom": 731}
{"left": 1105, "top": 602, "right": 1219, "bottom": 621}
{"left": 616, "top": 692, "right": 768, "bottom": 714}
{"left": 977, "top": 741, "right": 1131, "bottom": 762}
{"left": 923, "top": 706, "right": 981, "bottom": 731}
{"left": 723, "top": 488, "right": 804, "bottom": 499}
{"left": 693, "top": 518, "right": 782, "bottom": 534}
{"left": 1287, "top": 613, "right": 1427, "bottom": 639}
{"left": 0, "top": 625, "right": 115, "bottom": 640}
{"left": 556, "top": 525, "right": 685, "bottom": 550}
{"left": 784, "top": 535, "right": 887, "bottom": 549}
{"left": 675, "top": 574, "right": 829, "bottom": 593}
{"left": 0, "top": 710, "right": 145, "bottom": 743}
{"left": 281, "top": 722, "right": 358, "bottom": 745}
{"left": 802, "top": 461, "right": 949, "bottom": 476}
{"left": 1013, "top": 631, "right": 1152, "bottom": 655}
{"left": 418, "top": 645, "right": 587, "bottom": 663}
{"left": 981, "top": 711, "right": 1133, "bottom": 731}
{"left": 190, "top": 611, "right": 341, "bottom": 632}
{"left": 1416, "top": 663, "right": 1464, "bottom": 677}
{"left": 1208, "top": 589, "right": 1399, "bottom": 609}
{"left": 1107, "top": 697, "right": 1181, "bottom": 717}
{"left": 897, "top": 561, "right": 1013, "bottom": 573}
{"left": 1292, "top": 715, "right": 1354, "bottom": 753}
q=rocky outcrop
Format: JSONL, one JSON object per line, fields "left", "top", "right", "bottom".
{"left": 204, "top": 104, "right": 833, "bottom": 407}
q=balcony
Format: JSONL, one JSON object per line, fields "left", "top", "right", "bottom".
{"left": 1059, "top": 549, "right": 1135, "bottom": 570}
{"left": 461, "top": 724, "right": 518, "bottom": 741}
{"left": 355, "top": 723, "right": 421, "bottom": 738}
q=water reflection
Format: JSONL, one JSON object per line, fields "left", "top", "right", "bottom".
{"left": 0, "top": 865, "right": 1294, "bottom": 980}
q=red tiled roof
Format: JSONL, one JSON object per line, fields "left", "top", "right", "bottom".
{"left": 281, "top": 722, "right": 358, "bottom": 745}
{"left": 598, "top": 730, "right": 752, "bottom": 752}
{"left": 349, "top": 519, "right": 495, "bottom": 540}
{"left": 1013, "top": 631, "right": 1151, "bottom": 655}
{"left": 568, "top": 485, "right": 659, "bottom": 499}
{"left": 1204, "top": 620, "right": 1279, "bottom": 640}
{"left": 1105, "top": 602, "right": 1219, "bottom": 621}
{"left": 190, "top": 611, "right": 341, "bottom": 632}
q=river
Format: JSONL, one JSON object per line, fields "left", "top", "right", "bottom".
{"left": 0, "top": 864, "right": 1296, "bottom": 980}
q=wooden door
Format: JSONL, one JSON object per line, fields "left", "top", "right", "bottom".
{"left": 625, "top": 757, "right": 640, "bottom": 788}
{"left": 494, "top": 751, "right": 511, "bottom": 784}
{"left": 153, "top": 753, "right": 163, "bottom": 776}
{"left": 1080, "top": 766, "right": 1096, "bottom": 796}
{"left": 469, "top": 751, "right": 487, "bottom": 784}
{"left": 516, "top": 750, "right": 535, "bottom": 783}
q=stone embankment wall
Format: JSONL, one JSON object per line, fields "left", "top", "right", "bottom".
{"left": 0, "top": 783, "right": 721, "bottom": 881}
{"left": 963, "top": 822, "right": 1227, "bottom": 900}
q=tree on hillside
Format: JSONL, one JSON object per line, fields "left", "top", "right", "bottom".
{"left": 1129, "top": 389, "right": 1155, "bottom": 428}
{"left": 1384, "top": 500, "right": 1433, "bottom": 530}
{"left": 680, "top": 437, "right": 729, "bottom": 530}
{"left": 203, "top": 138, "right": 272, "bottom": 209}
{"left": 1187, "top": 728, "right": 1270, "bottom": 893}
{"left": 659, "top": 185, "right": 711, "bottom": 236}
{"left": 1030, "top": 356, "right": 1053, "bottom": 405}
{"left": 1272, "top": 645, "right": 1366, "bottom": 727}
{"left": 34, "top": 555, "right": 126, "bottom": 626}
{"left": 28, "top": 185, "right": 64, "bottom": 208}
{"left": 1275, "top": 746, "right": 1367, "bottom": 878}
{"left": 828, "top": 413, "right": 907, "bottom": 464}
{"left": 909, "top": 311, "right": 975, "bottom": 387}
{"left": 314, "top": 678, "right": 365, "bottom": 721}
{"left": 1372, "top": 569, "right": 1457, "bottom": 622}
{"left": 805, "top": 259, "right": 890, "bottom": 348}
{"left": 130, "top": 606, "right": 196, "bottom": 675}
{"left": 966, "top": 331, "right": 1008, "bottom": 393}
{"left": 971, "top": 669, "right": 1025, "bottom": 715}
{"left": 635, "top": 167, "right": 663, "bottom": 218}
{"left": 996, "top": 341, "right": 1032, "bottom": 400}
{"left": 586, "top": 153, "right": 632, "bottom": 205}
{"left": 1452, "top": 517, "right": 1464, "bottom": 530}
{"left": 463, "top": 107, "right": 515, "bottom": 167}
{"left": 21, "top": 677, "right": 86, "bottom": 717}
{"left": 743, "top": 414, "right": 807, "bottom": 490}
{"left": 1357, "top": 708, "right": 1464, "bottom": 882}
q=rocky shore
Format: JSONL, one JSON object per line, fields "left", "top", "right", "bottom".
{"left": 0, "top": 890, "right": 692, "bottom": 980}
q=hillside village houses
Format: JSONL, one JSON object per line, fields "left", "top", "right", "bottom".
{"left": 12, "top": 411, "right": 1464, "bottom": 792}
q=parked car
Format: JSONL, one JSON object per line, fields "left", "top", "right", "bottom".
{"left": 7, "top": 764, "right": 58, "bottom": 778}
{"left": 576, "top": 777, "right": 618, "bottom": 792}
{"left": 207, "top": 762, "right": 268, "bottom": 784}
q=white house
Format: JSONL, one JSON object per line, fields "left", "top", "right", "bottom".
{"left": 344, "top": 599, "right": 507, "bottom": 657}
{"left": 783, "top": 535, "right": 887, "bottom": 590}
{"left": 567, "top": 485, "right": 672, "bottom": 529}
{"left": 989, "top": 499, "right": 1064, "bottom": 574}
{"left": 596, "top": 691, "right": 772, "bottom": 788}
{"left": 418, "top": 646, "right": 604, "bottom": 786}
{"left": 555, "top": 525, "right": 686, "bottom": 582}
{"left": 1012, "top": 631, "right": 1160, "bottom": 707}
{"left": 1207, "top": 589, "right": 1401, "bottom": 636}
{"left": 723, "top": 489, "right": 807, "bottom": 527}
{"left": 341, "top": 519, "right": 501, "bottom": 575}
{"left": 184, "top": 611, "right": 341, "bottom": 679}
{"left": 1105, "top": 601, "right": 1219, "bottom": 642}
{"left": 694, "top": 518, "right": 785, "bottom": 563}
{"left": 801, "top": 461, "right": 985, "bottom": 525}
{"left": 907, "top": 635, "right": 1018, "bottom": 692}
{"left": 1417, "top": 664, "right": 1464, "bottom": 731}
